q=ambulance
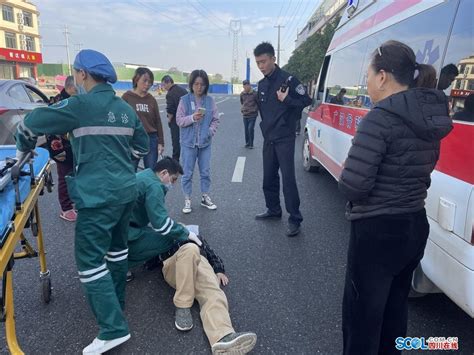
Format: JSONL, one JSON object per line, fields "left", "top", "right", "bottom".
{"left": 303, "top": 0, "right": 474, "bottom": 317}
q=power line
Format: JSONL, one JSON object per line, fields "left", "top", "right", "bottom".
{"left": 186, "top": 0, "right": 227, "bottom": 33}
{"left": 274, "top": 0, "right": 288, "bottom": 26}
{"left": 281, "top": 0, "right": 306, "bottom": 50}
{"left": 194, "top": 0, "right": 229, "bottom": 28}
{"left": 135, "top": 0, "right": 213, "bottom": 36}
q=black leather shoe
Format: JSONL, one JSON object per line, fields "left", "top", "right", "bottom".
{"left": 255, "top": 211, "right": 282, "bottom": 220}
{"left": 286, "top": 223, "right": 300, "bottom": 237}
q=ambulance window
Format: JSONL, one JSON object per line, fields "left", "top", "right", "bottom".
{"left": 440, "top": 0, "right": 474, "bottom": 122}
{"left": 325, "top": 38, "right": 369, "bottom": 107}
{"left": 372, "top": 0, "right": 457, "bottom": 75}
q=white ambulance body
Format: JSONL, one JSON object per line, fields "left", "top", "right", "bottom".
{"left": 304, "top": 0, "right": 474, "bottom": 317}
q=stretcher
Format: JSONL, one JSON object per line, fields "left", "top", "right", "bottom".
{"left": 0, "top": 146, "right": 54, "bottom": 355}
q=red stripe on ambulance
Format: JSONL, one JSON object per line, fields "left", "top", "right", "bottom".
{"left": 308, "top": 104, "right": 474, "bottom": 185}
{"left": 329, "top": 0, "right": 423, "bottom": 51}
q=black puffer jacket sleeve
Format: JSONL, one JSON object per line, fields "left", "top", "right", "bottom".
{"left": 338, "top": 109, "right": 391, "bottom": 202}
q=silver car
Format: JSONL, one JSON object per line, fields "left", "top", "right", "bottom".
{"left": 0, "top": 79, "right": 49, "bottom": 145}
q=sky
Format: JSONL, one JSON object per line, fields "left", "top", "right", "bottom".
{"left": 37, "top": 0, "right": 322, "bottom": 82}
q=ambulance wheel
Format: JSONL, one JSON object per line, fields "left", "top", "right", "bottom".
{"left": 303, "top": 132, "right": 320, "bottom": 173}
{"left": 41, "top": 276, "right": 52, "bottom": 304}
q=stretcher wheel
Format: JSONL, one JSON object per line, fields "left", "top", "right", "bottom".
{"left": 31, "top": 222, "right": 38, "bottom": 236}
{"left": 41, "top": 274, "right": 52, "bottom": 304}
{"left": 46, "top": 172, "right": 54, "bottom": 193}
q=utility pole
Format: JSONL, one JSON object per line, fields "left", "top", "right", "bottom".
{"left": 274, "top": 25, "right": 284, "bottom": 65}
{"left": 63, "top": 25, "right": 71, "bottom": 75}
{"left": 74, "top": 43, "right": 83, "bottom": 54}
{"left": 229, "top": 20, "right": 241, "bottom": 83}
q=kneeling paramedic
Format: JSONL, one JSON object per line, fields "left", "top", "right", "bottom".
{"left": 15, "top": 49, "right": 149, "bottom": 354}
{"left": 127, "top": 157, "right": 257, "bottom": 354}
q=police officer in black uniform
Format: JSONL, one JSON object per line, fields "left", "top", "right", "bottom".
{"left": 253, "top": 42, "right": 311, "bottom": 237}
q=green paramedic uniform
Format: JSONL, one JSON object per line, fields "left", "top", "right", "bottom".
{"left": 128, "top": 169, "right": 189, "bottom": 268}
{"left": 15, "top": 83, "right": 149, "bottom": 340}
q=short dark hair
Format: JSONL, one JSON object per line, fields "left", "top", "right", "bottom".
{"left": 161, "top": 75, "right": 174, "bottom": 84}
{"left": 371, "top": 40, "right": 436, "bottom": 88}
{"left": 153, "top": 156, "right": 183, "bottom": 175}
{"left": 189, "top": 69, "right": 209, "bottom": 95}
{"left": 254, "top": 42, "right": 275, "bottom": 57}
{"left": 440, "top": 64, "right": 459, "bottom": 77}
{"left": 132, "top": 67, "right": 154, "bottom": 89}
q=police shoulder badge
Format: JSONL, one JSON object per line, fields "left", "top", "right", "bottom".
{"left": 295, "top": 84, "right": 306, "bottom": 95}
{"left": 51, "top": 99, "right": 69, "bottom": 109}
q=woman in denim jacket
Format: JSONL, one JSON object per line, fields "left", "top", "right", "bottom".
{"left": 176, "top": 70, "right": 220, "bottom": 213}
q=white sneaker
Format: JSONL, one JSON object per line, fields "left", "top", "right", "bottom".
{"left": 82, "top": 334, "right": 130, "bottom": 354}
{"left": 182, "top": 198, "right": 192, "bottom": 214}
{"left": 201, "top": 194, "right": 217, "bottom": 210}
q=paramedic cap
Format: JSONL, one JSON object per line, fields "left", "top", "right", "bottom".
{"left": 73, "top": 49, "right": 117, "bottom": 83}
{"left": 242, "top": 80, "right": 250, "bottom": 85}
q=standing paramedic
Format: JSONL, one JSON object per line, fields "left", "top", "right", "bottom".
{"left": 15, "top": 49, "right": 149, "bottom": 354}
{"left": 253, "top": 42, "right": 311, "bottom": 237}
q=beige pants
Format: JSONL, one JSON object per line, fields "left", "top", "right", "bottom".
{"left": 162, "top": 243, "right": 235, "bottom": 345}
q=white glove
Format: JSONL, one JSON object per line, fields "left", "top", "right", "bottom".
{"left": 188, "top": 231, "right": 202, "bottom": 246}
{"left": 15, "top": 149, "right": 29, "bottom": 163}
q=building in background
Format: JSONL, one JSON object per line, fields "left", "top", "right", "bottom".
{"left": 295, "top": 0, "right": 346, "bottom": 49}
{"left": 0, "top": 0, "right": 42, "bottom": 80}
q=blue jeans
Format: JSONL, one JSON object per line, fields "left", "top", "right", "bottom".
{"left": 180, "top": 145, "right": 211, "bottom": 197}
{"left": 243, "top": 117, "right": 256, "bottom": 147}
{"left": 144, "top": 133, "right": 158, "bottom": 169}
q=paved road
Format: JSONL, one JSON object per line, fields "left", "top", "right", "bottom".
{"left": 1, "top": 95, "right": 473, "bottom": 354}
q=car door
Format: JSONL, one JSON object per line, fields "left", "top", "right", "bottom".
{"left": 1, "top": 83, "right": 33, "bottom": 144}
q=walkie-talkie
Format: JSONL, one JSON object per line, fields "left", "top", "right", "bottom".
{"left": 280, "top": 76, "right": 292, "bottom": 93}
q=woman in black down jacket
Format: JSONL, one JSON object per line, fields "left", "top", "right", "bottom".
{"left": 338, "top": 40, "right": 453, "bottom": 355}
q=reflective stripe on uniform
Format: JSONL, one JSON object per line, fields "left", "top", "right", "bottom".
{"left": 162, "top": 220, "right": 174, "bottom": 236}
{"left": 78, "top": 263, "right": 107, "bottom": 276}
{"left": 154, "top": 217, "right": 171, "bottom": 233}
{"left": 105, "top": 248, "right": 128, "bottom": 262}
{"left": 107, "top": 248, "right": 128, "bottom": 256}
{"left": 72, "top": 126, "right": 134, "bottom": 138}
{"left": 80, "top": 269, "right": 109, "bottom": 283}
{"left": 105, "top": 254, "right": 128, "bottom": 262}
{"left": 17, "top": 120, "right": 37, "bottom": 141}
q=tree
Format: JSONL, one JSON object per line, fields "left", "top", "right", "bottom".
{"left": 283, "top": 18, "right": 339, "bottom": 84}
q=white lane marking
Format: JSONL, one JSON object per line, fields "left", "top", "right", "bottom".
{"left": 232, "top": 156, "right": 246, "bottom": 183}
{"left": 215, "top": 97, "right": 230, "bottom": 105}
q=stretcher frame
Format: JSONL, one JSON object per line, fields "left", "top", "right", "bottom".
{"left": 0, "top": 153, "right": 54, "bottom": 355}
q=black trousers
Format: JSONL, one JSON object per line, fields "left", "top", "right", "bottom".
{"left": 342, "top": 209, "right": 429, "bottom": 355}
{"left": 262, "top": 137, "right": 303, "bottom": 225}
{"left": 168, "top": 119, "right": 181, "bottom": 161}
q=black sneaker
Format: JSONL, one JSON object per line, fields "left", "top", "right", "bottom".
{"left": 175, "top": 307, "right": 193, "bottom": 331}
{"left": 211, "top": 332, "right": 257, "bottom": 354}
{"left": 286, "top": 223, "right": 300, "bottom": 237}
{"left": 201, "top": 195, "right": 217, "bottom": 210}
{"left": 255, "top": 210, "right": 282, "bottom": 220}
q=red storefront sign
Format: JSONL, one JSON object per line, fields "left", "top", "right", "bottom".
{"left": 0, "top": 48, "right": 43, "bottom": 64}
{"left": 451, "top": 89, "right": 472, "bottom": 98}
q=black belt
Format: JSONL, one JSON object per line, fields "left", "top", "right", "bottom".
{"left": 159, "top": 240, "right": 194, "bottom": 262}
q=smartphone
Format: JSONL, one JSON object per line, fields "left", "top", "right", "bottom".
{"left": 280, "top": 83, "right": 288, "bottom": 93}
{"left": 198, "top": 107, "right": 206, "bottom": 115}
